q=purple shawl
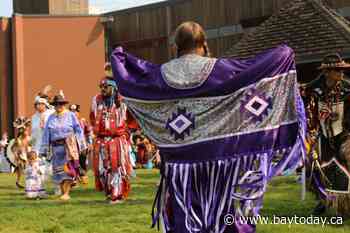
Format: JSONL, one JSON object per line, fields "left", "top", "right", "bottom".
{"left": 111, "top": 45, "right": 306, "bottom": 233}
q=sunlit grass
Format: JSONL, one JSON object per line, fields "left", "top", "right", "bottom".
{"left": 0, "top": 170, "right": 349, "bottom": 233}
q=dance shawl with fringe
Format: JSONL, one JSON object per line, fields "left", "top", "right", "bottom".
{"left": 111, "top": 45, "right": 306, "bottom": 233}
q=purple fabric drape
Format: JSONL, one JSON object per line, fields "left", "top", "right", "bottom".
{"left": 111, "top": 45, "right": 306, "bottom": 233}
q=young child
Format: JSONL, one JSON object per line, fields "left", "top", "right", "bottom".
{"left": 25, "top": 151, "right": 48, "bottom": 199}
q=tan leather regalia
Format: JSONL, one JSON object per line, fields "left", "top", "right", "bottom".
{"left": 7, "top": 117, "right": 32, "bottom": 171}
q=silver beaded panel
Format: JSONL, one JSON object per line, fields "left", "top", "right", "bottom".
{"left": 124, "top": 71, "right": 298, "bottom": 147}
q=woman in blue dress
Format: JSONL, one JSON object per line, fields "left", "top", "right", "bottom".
{"left": 40, "top": 94, "right": 86, "bottom": 201}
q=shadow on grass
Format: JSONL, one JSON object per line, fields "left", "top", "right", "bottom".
{"left": 134, "top": 170, "right": 160, "bottom": 179}
{"left": 0, "top": 191, "right": 23, "bottom": 197}
{"left": 0, "top": 200, "right": 67, "bottom": 208}
{"left": 71, "top": 187, "right": 101, "bottom": 195}
{"left": 73, "top": 198, "right": 152, "bottom": 206}
{"left": 68, "top": 199, "right": 110, "bottom": 205}
{"left": 0, "top": 196, "right": 153, "bottom": 208}
{"left": 0, "top": 185, "right": 18, "bottom": 189}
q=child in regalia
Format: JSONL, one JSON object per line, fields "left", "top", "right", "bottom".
{"left": 25, "top": 151, "right": 48, "bottom": 199}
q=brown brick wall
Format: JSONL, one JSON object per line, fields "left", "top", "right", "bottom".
{"left": 12, "top": 15, "right": 105, "bottom": 119}
{"left": 0, "top": 18, "right": 13, "bottom": 136}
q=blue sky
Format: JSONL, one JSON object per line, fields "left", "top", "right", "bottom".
{"left": 0, "top": 0, "right": 164, "bottom": 16}
{"left": 89, "top": 0, "right": 165, "bottom": 13}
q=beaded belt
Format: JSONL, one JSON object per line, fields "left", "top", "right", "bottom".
{"left": 52, "top": 139, "right": 66, "bottom": 146}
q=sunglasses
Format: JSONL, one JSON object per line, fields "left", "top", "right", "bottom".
{"left": 100, "top": 85, "right": 108, "bottom": 89}
{"left": 100, "top": 84, "right": 114, "bottom": 90}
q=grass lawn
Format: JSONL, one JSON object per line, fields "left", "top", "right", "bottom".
{"left": 0, "top": 169, "right": 349, "bottom": 233}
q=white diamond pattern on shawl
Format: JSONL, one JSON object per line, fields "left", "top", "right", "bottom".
{"left": 244, "top": 96, "right": 269, "bottom": 117}
{"left": 168, "top": 114, "right": 193, "bottom": 135}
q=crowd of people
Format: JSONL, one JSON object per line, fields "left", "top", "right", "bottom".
{"left": 0, "top": 63, "right": 159, "bottom": 203}
{"left": 0, "top": 21, "right": 349, "bottom": 233}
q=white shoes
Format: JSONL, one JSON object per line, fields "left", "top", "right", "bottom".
{"left": 54, "top": 186, "right": 62, "bottom": 196}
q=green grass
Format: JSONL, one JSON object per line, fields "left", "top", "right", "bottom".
{"left": 0, "top": 170, "right": 349, "bottom": 233}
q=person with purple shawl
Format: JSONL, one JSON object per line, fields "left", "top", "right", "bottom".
{"left": 111, "top": 21, "right": 306, "bottom": 233}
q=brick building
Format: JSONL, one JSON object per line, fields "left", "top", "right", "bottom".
{"left": 0, "top": 0, "right": 104, "bottom": 135}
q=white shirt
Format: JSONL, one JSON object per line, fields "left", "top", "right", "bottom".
{"left": 318, "top": 101, "right": 344, "bottom": 138}
{"left": 0, "top": 147, "right": 11, "bottom": 173}
{"left": 31, "top": 109, "right": 55, "bottom": 153}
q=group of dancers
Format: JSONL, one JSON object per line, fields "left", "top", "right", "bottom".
{"left": 0, "top": 63, "right": 155, "bottom": 203}
{"left": 0, "top": 21, "right": 350, "bottom": 232}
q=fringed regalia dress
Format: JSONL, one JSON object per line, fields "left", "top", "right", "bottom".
{"left": 25, "top": 160, "right": 47, "bottom": 198}
{"left": 304, "top": 77, "right": 350, "bottom": 217}
{"left": 40, "top": 111, "right": 86, "bottom": 185}
{"left": 111, "top": 45, "right": 306, "bottom": 233}
{"left": 78, "top": 117, "right": 93, "bottom": 173}
{"left": 90, "top": 95, "right": 133, "bottom": 201}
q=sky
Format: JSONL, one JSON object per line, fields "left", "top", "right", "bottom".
{"left": 89, "top": 0, "right": 165, "bottom": 14}
{"left": 0, "top": 0, "right": 165, "bottom": 17}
